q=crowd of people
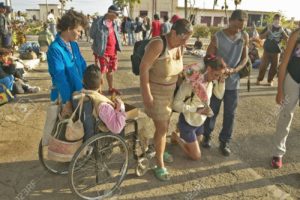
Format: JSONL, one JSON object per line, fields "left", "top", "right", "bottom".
{"left": 0, "top": 2, "right": 298, "bottom": 183}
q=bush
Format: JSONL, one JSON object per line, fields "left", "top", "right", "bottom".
{"left": 193, "top": 25, "right": 210, "bottom": 38}
{"left": 209, "top": 26, "right": 222, "bottom": 37}
{"left": 25, "top": 22, "right": 43, "bottom": 35}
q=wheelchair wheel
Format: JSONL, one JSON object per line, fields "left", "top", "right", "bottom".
{"left": 38, "top": 139, "right": 69, "bottom": 175}
{"left": 69, "top": 133, "right": 129, "bottom": 200}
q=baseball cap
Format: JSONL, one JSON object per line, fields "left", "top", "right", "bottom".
{"left": 0, "top": 2, "right": 6, "bottom": 8}
{"left": 108, "top": 5, "right": 121, "bottom": 15}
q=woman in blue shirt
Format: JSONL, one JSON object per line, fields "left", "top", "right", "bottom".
{"left": 47, "top": 10, "right": 88, "bottom": 117}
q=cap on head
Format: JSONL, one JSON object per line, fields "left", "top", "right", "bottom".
{"left": 0, "top": 2, "right": 6, "bottom": 9}
{"left": 108, "top": 5, "right": 121, "bottom": 15}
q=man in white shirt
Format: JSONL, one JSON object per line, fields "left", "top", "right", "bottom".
{"left": 47, "top": 9, "right": 56, "bottom": 37}
{"left": 15, "top": 11, "right": 25, "bottom": 25}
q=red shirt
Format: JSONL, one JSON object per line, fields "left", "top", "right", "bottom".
{"left": 105, "top": 20, "right": 117, "bottom": 55}
{"left": 152, "top": 20, "right": 161, "bottom": 37}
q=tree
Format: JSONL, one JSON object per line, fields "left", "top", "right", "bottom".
{"left": 59, "top": 0, "right": 72, "bottom": 16}
{"left": 213, "top": 0, "right": 242, "bottom": 22}
{"left": 234, "top": 0, "right": 242, "bottom": 9}
{"left": 113, "top": 0, "right": 141, "bottom": 17}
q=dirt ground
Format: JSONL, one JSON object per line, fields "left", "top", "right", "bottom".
{"left": 0, "top": 40, "right": 299, "bottom": 200}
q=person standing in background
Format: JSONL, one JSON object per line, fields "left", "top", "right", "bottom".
{"left": 256, "top": 14, "right": 288, "bottom": 86}
{"left": 161, "top": 15, "right": 171, "bottom": 35}
{"left": 47, "top": 9, "right": 57, "bottom": 37}
{"left": 142, "top": 16, "right": 151, "bottom": 40}
{"left": 15, "top": 11, "right": 25, "bottom": 25}
{"left": 90, "top": 5, "right": 122, "bottom": 95}
{"left": 151, "top": 14, "right": 161, "bottom": 37}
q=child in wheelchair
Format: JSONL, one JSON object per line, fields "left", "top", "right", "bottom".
{"left": 74, "top": 64, "right": 126, "bottom": 141}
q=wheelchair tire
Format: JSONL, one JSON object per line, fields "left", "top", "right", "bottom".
{"left": 38, "top": 139, "right": 69, "bottom": 175}
{"left": 68, "top": 133, "right": 129, "bottom": 200}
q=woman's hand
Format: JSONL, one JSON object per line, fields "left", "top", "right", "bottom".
{"left": 61, "top": 101, "right": 73, "bottom": 118}
{"left": 276, "top": 90, "right": 284, "bottom": 105}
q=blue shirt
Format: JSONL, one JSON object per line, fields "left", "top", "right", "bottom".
{"left": 47, "top": 34, "right": 86, "bottom": 103}
{"left": 215, "top": 30, "right": 245, "bottom": 90}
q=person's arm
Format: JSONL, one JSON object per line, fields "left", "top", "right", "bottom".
{"left": 282, "top": 28, "right": 289, "bottom": 41}
{"left": 47, "top": 48, "right": 72, "bottom": 104}
{"left": 0, "top": 16, "right": 5, "bottom": 35}
{"left": 233, "top": 32, "right": 249, "bottom": 73}
{"left": 276, "top": 30, "right": 298, "bottom": 104}
{"left": 259, "top": 26, "right": 269, "bottom": 40}
{"left": 213, "top": 81, "right": 225, "bottom": 100}
{"left": 98, "top": 102, "right": 126, "bottom": 134}
{"left": 173, "top": 81, "right": 200, "bottom": 113}
{"left": 140, "top": 39, "right": 163, "bottom": 108}
{"left": 206, "top": 34, "right": 218, "bottom": 55}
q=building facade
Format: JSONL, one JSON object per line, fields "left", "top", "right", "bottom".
{"left": 132, "top": 0, "right": 275, "bottom": 27}
{"left": 26, "top": 4, "right": 60, "bottom": 22}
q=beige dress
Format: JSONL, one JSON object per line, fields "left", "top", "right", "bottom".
{"left": 144, "top": 37, "right": 183, "bottom": 120}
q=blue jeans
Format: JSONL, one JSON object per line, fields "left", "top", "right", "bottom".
{"left": 127, "top": 31, "right": 135, "bottom": 45}
{"left": 0, "top": 75, "right": 14, "bottom": 91}
{"left": 204, "top": 90, "right": 238, "bottom": 143}
{"left": 72, "top": 99, "right": 96, "bottom": 141}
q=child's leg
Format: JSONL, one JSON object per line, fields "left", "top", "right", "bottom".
{"left": 172, "top": 114, "right": 201, "bottom": 160}
{"left": 171, "top": 132, "right": 201, "bottom": 160}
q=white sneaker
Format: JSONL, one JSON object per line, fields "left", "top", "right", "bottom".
{"left": 28, "top": 86, "right": 40, "bottom": 93}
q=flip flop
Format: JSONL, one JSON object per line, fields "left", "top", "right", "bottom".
{"left": 153, "top": 167, "right": 170, "bottom": 181}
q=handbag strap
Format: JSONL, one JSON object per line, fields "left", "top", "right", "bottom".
{"left": 69, "top": 95, "right": 84, "bottom": 121}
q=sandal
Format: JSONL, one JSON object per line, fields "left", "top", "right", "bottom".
{"left": 153, "top": 167, "right": 170, "bottom": 181}
{"left": 163, "top": 151, "right": 174, "bottom": 163}
{"left": 108, "top": 88, "right": 122, "bottom": 95}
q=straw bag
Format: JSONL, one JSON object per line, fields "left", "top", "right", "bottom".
{"left": 65, "top": 98, "right": 84, "bottom": 141}
{"left": 47, "top": 98, "right": 84, "bottom": 162}
{"left": 42, "top": 102, "right": 60, "bottom": 146}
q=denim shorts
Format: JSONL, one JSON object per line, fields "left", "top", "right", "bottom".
{"left": 178, "top": 113, "right": 204, "bottom": 143}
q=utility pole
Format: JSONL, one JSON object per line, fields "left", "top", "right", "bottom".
{"left": 46, "top": 0, "right": 49, "bottom": 13}
{"left": 184, "top": 0, "right": 187, "bottom": 19}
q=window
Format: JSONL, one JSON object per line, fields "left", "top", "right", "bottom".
{"left": 213, "top": 17, "right": 222, "bottom": 26}
{"left": 140, "top": 10, "right": 148, "bottom": 17}
{"left": 201, "top": 16, "right": 212, "bottom": 26}
{"left": 160, "top": 11, "right": 168, "bottom": 19}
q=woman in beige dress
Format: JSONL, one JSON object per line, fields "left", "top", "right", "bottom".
{"left": 140, "top": 19, "right": 193, "bottom": 181}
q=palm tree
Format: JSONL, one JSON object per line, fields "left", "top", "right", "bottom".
{"left": 59, "top": 0, "right": 72, "bottom": 16}
{"left": 234, "top": 0, "right": 242, "bottom": 9}
{"left": 113, "top": 0, "right": 141, "bottom": 17}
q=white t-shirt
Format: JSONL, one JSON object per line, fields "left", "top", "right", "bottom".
{"left": 47, "top": 13, "right": 56, "bottom": 24}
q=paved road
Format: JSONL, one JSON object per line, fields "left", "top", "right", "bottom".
{"left": 0, "top": 41, "right": 299, "bottom": 200}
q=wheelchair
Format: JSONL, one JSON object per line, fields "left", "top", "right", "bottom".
{"left": 38, "top": 92, "right": 156, "bottom": 200}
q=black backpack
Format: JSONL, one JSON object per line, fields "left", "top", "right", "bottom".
{"left": 131, "top": 35, "right": 167, "bottom": 75}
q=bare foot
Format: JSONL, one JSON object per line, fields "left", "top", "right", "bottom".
{"left": 171, "top": 131, "right": 179, "bottom": 144}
